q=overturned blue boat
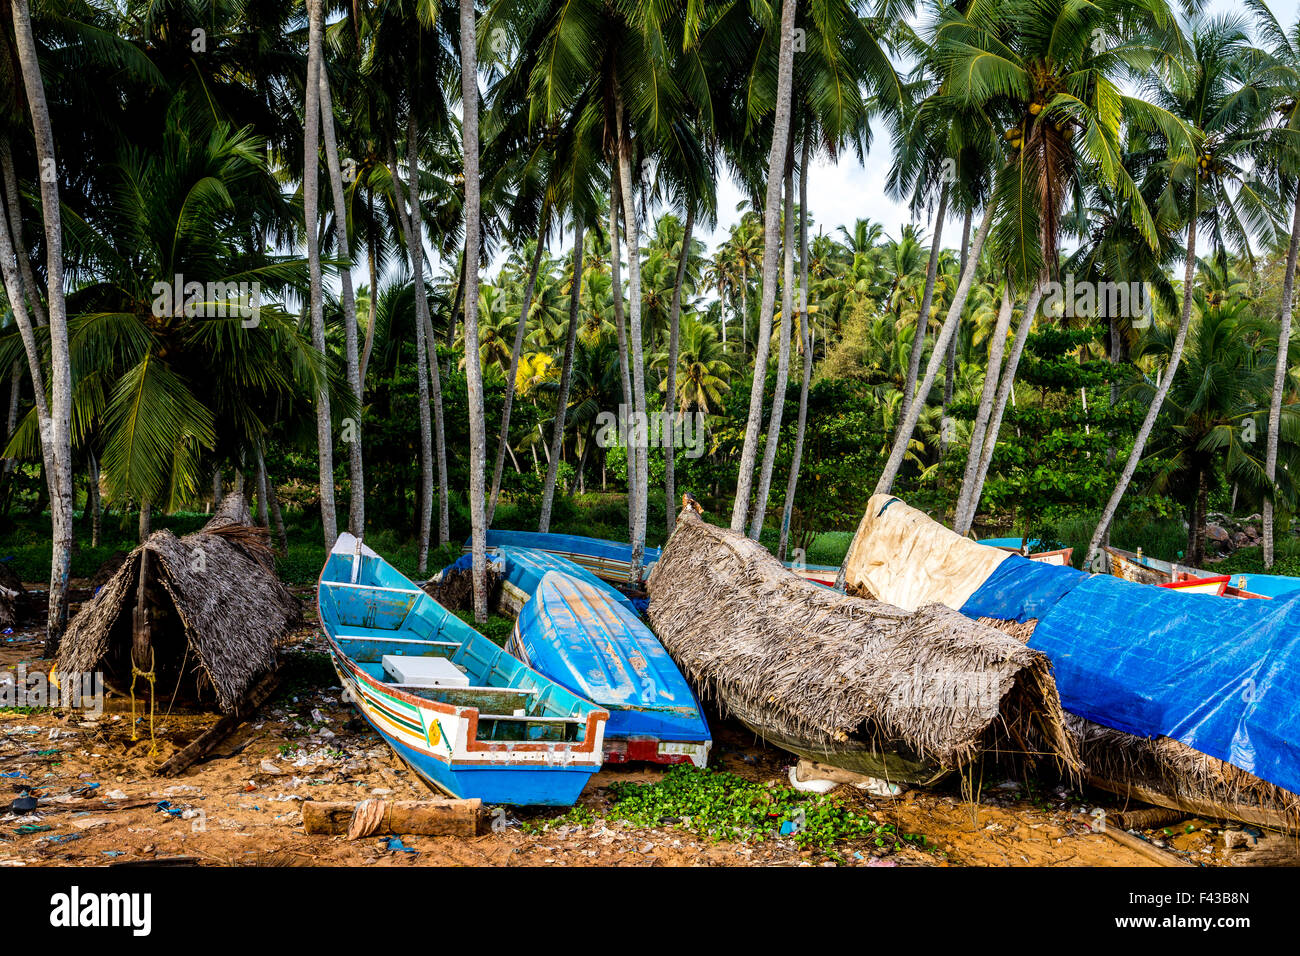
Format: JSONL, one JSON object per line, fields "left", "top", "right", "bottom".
{"left": 505, "top": 569, "right": 711, "bottom": 767}
{"left": 473, "top": 530, "right": 661, "bottom": 585}
{"left": 318, "top": 534, "right": 608, "bottom": 806}
{"left": 843, "top": 495, "right": 1300, "bottom": 830}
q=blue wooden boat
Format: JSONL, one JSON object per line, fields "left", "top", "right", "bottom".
{"left": 506, "top": 569, "right": 711, "bottom": 768}
{"left": 493, "top": 545, "right": 639, "bottom": 616}
{"left": 472, "top": 530, "right": 661, "bottom": 584}
{"left": 317, "top": 533, "right": 608, "bottom": 806}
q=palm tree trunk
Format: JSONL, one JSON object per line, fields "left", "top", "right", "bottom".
{"left": 0, "top": 137, "right": 46, "bottom": 327}
{"left": 87, "top": 453, "right": 101, "bottom": 547}
{"left": 608, "top": 181, "right": 635, "bottom": 539}
{"left": 664, "top": 205, "right": 695, "bottom": 536}
{"left": 139, "top": 501, "right": 151, "bottom": 541}
{"left": 360, "top": 187, "right": 379, "bottom": 387}
{"left": 749, "top": 161, "right": 796, "bottom": 539}
{"left": 539, "top": 220, "right": 585, "bottom": 532}
{"left": 459, "top": 0, "right": 488, "bottom": 622}
{"left": 960, "top": 278, "right": 1046, "bottom": 534}
{"left": 1264, "top": 192, "right": 1300, "bottom": 569}
{"left": 1086, "top": 214, "right": 1199, "bottom": 571}
{"left": 212, "top": 466, "right": 223, "bottom": 510}
{"left": 778, "top": 137, "right": 813, "bottom": 562}
{"left": 304, "top": 0, "right": 337, "bottom": 549}
{"left": 740, "top": 267, "right": 748, "bottom": 355}
{"left": 836, "top": 200, "right": 996, "bottom": 589}
{"left": 870, "top": 200, "right": 996, "bottom": 499}
{"left": 900, "top": 181, "right": 948, "bottom": 422}
{"left": 12, "top": 0, "right": 73, "bottom": 657}
{"left": 730, "top": 0, "right": 797, "bottom": 534}
{"left": 317, "top": 59, "right": 365, "bottom": 537}
{"left": 490, "top": 233, "right": 546, "bottom": 524}
{"left": 4, "top": 360, "right": 18, "bottom": 475}
{"left": 954, "top": 281, "right": 1015, "bottom": 531}
{"left": 940, "top": 207, "right": 973, "bottom": 460}
{"left": 399, "top": 110, "right": 450, "bottom": 547}
{"left": 255, "top": 443, "right": 270, "bottom": 528}
{"left": 614, "top": 92, "right": 651, "bottom": 575}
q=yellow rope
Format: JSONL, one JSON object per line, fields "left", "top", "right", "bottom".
{"left": 128, "top": 647, "right": 159, "bottom": 757}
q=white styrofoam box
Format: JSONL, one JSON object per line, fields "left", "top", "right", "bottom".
{"left": 381, "top": 655, "right": 469, "bottom": 687}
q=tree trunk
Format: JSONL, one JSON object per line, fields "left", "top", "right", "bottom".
{"left": 539, "top": 220, "right": 584, "bottom": 532}
{"left": 940, "top": 207, "right": 973, "bottom": 460}
{"left": 730, "top": 0, "right": 797, "bottom": 533}
{"left": 778, "top": 137, "right": 813, "bottom": 562}
{"left": 0, "top": 138, "right": 46, "bottom": 328}
{"left": 212, "top": 466, "right": 223, "bottom": 511}
{"left": 961, "top": 278, "right": 1046, "bottom": 534}
{"left": 317, "top": 58, "right": 365, "bottom": 537}
{"left": 1086, "top": 214, "right": 1199, "bottom": 570}
{"left": 3, "top": 360, "right": 17, "bottom": 474}
{"left": 304, "top": 0, "right": 337, "bottom": 549}
{"left": 870, "top": 200, "right": 995, "bottom": 498}
{"left": 255, "top": 444, "right": 271, "bottom": 529}
{"left": 139, "top": 501, "right": 151, "bottom": 542}
{"left": 615, "top": 90, "right": 651, "bottom": 576}
{"left": 608, "top": 181, "right": 635, "bottom": 539}
{"left": 1264, "top": 191, "right": 1300, "bottom": 569}
{"left": 459, "top": 0, "right": 488, "bottom": 623}
{"left": 750, "top": 160, "right": 796, "bottom": 539}
{"left": 360, "top": 187, "right": 379, "bottom": 387}
{"left": 954, "top": 281, "right": 1016, "bottom": 532}
{"left": 267, "top": 469, "right": 289, "bottom": 554}
{"left": 490, "top": 233, "right": 546, "bottom": 523}
{"left": 88, "top": 453, "right": 101, "bottom": 548}
{"left": 899, "top": 182, "right": 948, "bottom": 422}
{"left": 12, "top": 0, "right": 73, "bottom": 657}
{"left": 664, "top": 205, "right": 695, "bottom": 536}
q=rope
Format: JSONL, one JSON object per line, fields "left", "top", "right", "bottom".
{"left": 129, "top": 646, "right": 159, "bottom": 758}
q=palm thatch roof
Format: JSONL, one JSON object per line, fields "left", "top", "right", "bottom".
{"left": 645, "top": 507, "right": 1078, "bottom": 781}
{"left": 56, "top": 495, "right": 299, "bottom": 713}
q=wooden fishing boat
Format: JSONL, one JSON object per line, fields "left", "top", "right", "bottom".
{"left": 785, "top": 562, "right": 840, "bottom": 586}
{"left": 472, "top": 530, "right": 660, "bottom": 585}
{"left": 318, "top": 533, "right": 608, "bottom": 806}
{"left": 505, "top": 569, "right": 711, "bottom": 768}
{"left": 492, "top": 545, "right": 640, "bottom": 617}
{"left": 1158, "top": 574, "right": 1230, "bottom": 596}
{"left": 982, "top": 541, "right": 1075, "bottom": 566}
{"left": 1104, "top": 546, "right": 1271, "bottom": 599}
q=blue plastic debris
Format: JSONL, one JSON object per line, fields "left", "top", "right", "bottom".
{"left": 382, "top": 835, "right": 417, "bottom": 854}
{"left": 102, "top": 850, "right": 125, "bottom": 858}
{"left": 155, "top": 800, "right": 183, "bottom": 817}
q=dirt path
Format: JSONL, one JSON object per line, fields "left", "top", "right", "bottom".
{"left": 0, "top": 585, "right": 1237, "bottom": 868}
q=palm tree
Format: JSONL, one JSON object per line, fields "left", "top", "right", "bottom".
{"left": 1087, "top": 14, "right": 1275, "bottom": 568}
{"left": 304, "top": 0, "right": 337, "bottom": 548}
{"left": 459, "top": 0, "right": 490, "bottom": 622}
{"left": 538, "top": 219, "right": 584, "bottom": 532}
{"left": 729, "top": 0, "right": 797, "bottom": 533}
{"left": 10, "top": 0, "right": 74, "bottom": 655}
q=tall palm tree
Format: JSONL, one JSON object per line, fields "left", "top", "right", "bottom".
{"left": 304, "top": 0, "right": 337, "bottom": 548}
{"left": 10, "top": 0, "right": 74, "bottom": 654}
{"left": 1087, "top": 14, "right": 1275, "bottom": 568}
{"left": 729, "top": 0, "right": 797, "bottom": 533}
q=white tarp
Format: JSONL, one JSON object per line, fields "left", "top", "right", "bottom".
{"left": 841, "top": 494, "right": 1009, "bottom": 611}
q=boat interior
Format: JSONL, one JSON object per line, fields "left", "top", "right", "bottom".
{"left": 319, "top": 546, "right": 594, "bottom": 743}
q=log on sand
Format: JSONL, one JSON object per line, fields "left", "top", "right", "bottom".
{"left": 302, "top": 798, "right": 485, "bottom": 838}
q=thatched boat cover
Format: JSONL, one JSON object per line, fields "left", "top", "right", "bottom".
{"left": 645, "top": 508, "right": 1077, "bottom": 776}
{"left": 57, "top": 495, "right": 298, "bottom": 713}
{"left": 841, "top": 494, "right": 1009, "bottom": 609}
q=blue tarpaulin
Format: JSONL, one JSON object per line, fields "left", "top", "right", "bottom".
{"left": 959, "top": 555, "right": 1087, "bottom": 623}
{"left": 962, "top": 563, "right": 1300, "bottom": 796}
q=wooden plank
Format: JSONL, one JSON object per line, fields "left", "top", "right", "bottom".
{"left": 157, "top": 666, "right": 283, "bottom": 777}
{"left": 302, "top": 798, "right": 484, "bottom": 837}
{"left": 1077, "top": 814, "right": 1192, "bottom": 867}
{"left": 1087, "top": 774, "right": 1298, "bottom": 834}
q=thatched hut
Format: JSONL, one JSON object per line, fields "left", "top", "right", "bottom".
{"left": 644, "top": 506, "right": 1078, "bottom": 784}
{"left": 57, "top": 495, "right": 299, "bottom": 713}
